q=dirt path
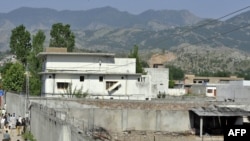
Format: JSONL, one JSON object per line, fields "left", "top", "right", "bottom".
{"left": 0, "top": 128, "right": 24, "bottom": 141}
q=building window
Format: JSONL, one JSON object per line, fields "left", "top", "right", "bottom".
{"left": 138, "top": 78, "right": 140, "bottom": 82}
{"left": 106, "top": 81, "right": 118, "bottom": 90}
{"left": 137, "top": 77, "right": 145, "bottom": 82}
{"left": 207, "top": 89, "right": 213, "bottom": 93}
{"left": 57, "top": 82, "right": 69, "bottom": 89}
{"left": 106, "top": 81, "right": 117, "bottom": 89}
{"left": 80, "top": 76, "right": 84, "bottom": 82}
{"left": 99, "top": 76, "right": 103, "bottom": 82}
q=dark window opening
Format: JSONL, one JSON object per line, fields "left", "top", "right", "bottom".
{"left": 138, "top": 78, "right": 140, "bottom": 82}
{"left": 80, "top": 76, "right": 84, "bottom": 82}
{"left": 106, "top": 81, "right": 119, "bottom": 90}
{"left": 57, "top": 82, "right": 69, "bottom": 89}
{"left": 99, "top": 76, "right": 103, "bottom": 82}
{"left": 207, "top": 89, "right": 213, "bottom": 93}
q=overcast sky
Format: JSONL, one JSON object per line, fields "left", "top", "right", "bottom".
{"left": 1, "top": 0, "right": 250, "bottom": 18}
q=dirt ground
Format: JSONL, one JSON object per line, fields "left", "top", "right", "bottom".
{"left": 110, "top": 131, "right": 223, "bottom": 141}
{"left": 0, "top": 128, "right": 24, "bottom": 141}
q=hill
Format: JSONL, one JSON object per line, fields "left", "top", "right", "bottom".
{"left": 1, "top": 7, "right": 250, "bottom": 74}
{"left": 0, "top": 7, "right": 202, "bottom": 51}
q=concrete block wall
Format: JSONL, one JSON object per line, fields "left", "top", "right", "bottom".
{"left": 68, "top": 108, "right": 191, "bottom": 132}
{"left": 6, "top": 93, "right": 213, "bottom": 140}
{"left": 217, "top": 85, "right": 250, "bottom": 101}
{"left": 6, "top": 92, "right": 27, "bottom": 117}
{"left": 6, "top": 93, "right": 92, "bottom": 141}
{"left": 30, "top": 103, "right": 92, "bottom": 141}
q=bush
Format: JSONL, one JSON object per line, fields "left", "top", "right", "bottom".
{"left": 22, "top": 131, "right": 36, "bottom": 141}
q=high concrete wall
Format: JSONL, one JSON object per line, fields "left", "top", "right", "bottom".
{"left": 68, "top": 108, "right": 191, "bottom": 132}
{"left": 217, "top": 85, "right": 250, "bottom": 101}
{"left": 190, "top": 85, "right": 206, "bottom": 95}
{"left": 30, "top": 103, "right": 93, "bottom": 141}
{"left": 6, "top": 93, "right": 224, "bottom": 140}
{"left": 6, "top": 93, "right": 93, "bottom": 141}
{"left": 6, "top": 92, "right": 27, "bottom": 117}
{"left": 168, "top": 89, "right": 186, "bottom": 96}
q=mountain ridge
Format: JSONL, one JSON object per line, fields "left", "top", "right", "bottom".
{"left": 0, "top": 6, "right": 203, "bottom": 30}
{"left": 1, "top": 7, "right": 250, "bottom": 74}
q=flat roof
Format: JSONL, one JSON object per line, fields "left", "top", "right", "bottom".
{"left": 193, "top": 77, "right": 243, "bottom": 80}
{"left": 190, "top": 105, "right": 250, "bottom": 117}
{"left": 39, "top": 71, "right": 141, "bottom": 76}
{"left": 37, "top": 52, "right": 115, "bottom": 58}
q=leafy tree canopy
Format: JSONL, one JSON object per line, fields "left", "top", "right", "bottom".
{"left": 196, "top": 70, "right": 231, "bottom": 77}
{"left": 49, "top": 23, "right": 75, "bottom": 52}
{"left": 32, "top": 30, "right": 45, "bottom": 55}
{"left": 29, "top": 30, "right": 45, "bottom": 74}
{"left": 165, "top": 65, "right": 184, "bottom": 80}
{"left": 10, "top": 25, "right": 32, "bottom": 65}
{"left": 2, "top": 63, "right": 25, "bottom": 92}
{"left": 27, "top": 30, "right": 46, "bottom": 96}
{"left": 235, "top": 68, "right": 250, "bottom": 80}
{"left": 128, "top": 45, "right": 144, "bottom": 73}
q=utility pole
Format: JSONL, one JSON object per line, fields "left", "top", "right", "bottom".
{"left": 26, "top": 63, "right": 29, "bottom": 100}
{"left": 206, "top": 50, "right": 209, "bottom": 78}
{"left": 25, "top": 63, "right": 29, "bottom": 118}
{"left": 196, "top": 49, "right": 198, "bottom": 74}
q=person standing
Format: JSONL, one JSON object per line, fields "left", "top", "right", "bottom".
{"left": 16, "top": 119, "right": 21, "bottom": 136}
{"left": 21, "top": 118, "right": 26, "bottom": 134}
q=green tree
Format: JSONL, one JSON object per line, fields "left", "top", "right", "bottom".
{"left": 166, "top": 65, "right": 184, "bottom": 88}
{"left": 32, "top": 30, "right": 45, "bottom": 55}
{"left": 141, "top": 60, "right": 149, "bottom": 68}
{"left": 213, "top": 71, "right": 231, "bottom": 77}
{"left": 235, "top": 68, "right": 250, "bottom": 80}
{"left": 166, "top": 65, "right": 184, "bottom": 80}
{"left": 2, "top": 63, "right": 25, "bottom": 92}
{"left": 10, "top": 25, "right": 32, "bottom": 65}
{"left": 49, "top": 23, "right": 75, "bottom": 52}
{"left": 128, "top": 45, "right": 144, "bottom": 73}
{"left": 29, "top": 30, "right": 45, "bottom": 73}
{"left": 0, "top": 63, "right": 13, "bottom": 76}
{"left": 0, "top": 63, "right": 13, "bottom": 89}
{"left": 169, "top": 80, "right": 175, "bottom": 88}
{"left": 27, "top": 30, "right": 46, "bottom": 96}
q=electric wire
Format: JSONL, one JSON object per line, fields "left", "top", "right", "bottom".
{"left": 180, "top": 23, "right": 250, "bottom": 48}
{"left": 156, "top": 6, "right": 250, "bottom": 47}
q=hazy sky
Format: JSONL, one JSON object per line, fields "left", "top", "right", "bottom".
{"left": 1, "top": 0, "right": 250, "bottom": 18}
